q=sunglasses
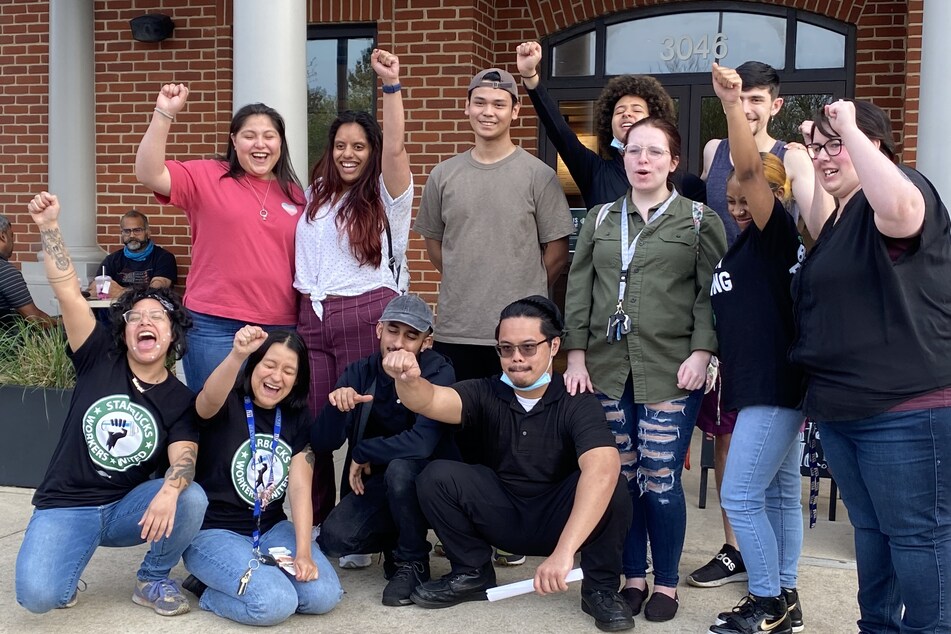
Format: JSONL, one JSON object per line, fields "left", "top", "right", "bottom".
{"left": 494, "top": 338, "right": 551, "bottom": 358}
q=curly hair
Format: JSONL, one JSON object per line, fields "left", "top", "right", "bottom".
{"left": 108, "top": 286, "right": 191, "bottom": 361}
{"left": 306, "top": 111, "right": 386, "bottom": 268}
{"left": 595, "top": 75, "right": 676, "bottom": 157}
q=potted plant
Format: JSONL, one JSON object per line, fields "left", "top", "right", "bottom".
{"left": 0, "top": 319, "right": 75, "bottom": 487}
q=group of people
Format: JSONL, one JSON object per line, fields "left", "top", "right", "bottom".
{"left": 10, "top": 39, "right": 951, "bottom": 634}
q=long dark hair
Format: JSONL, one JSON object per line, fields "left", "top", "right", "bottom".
{"left": 306, "top": 111, "right": 386, "bottom": 268}
{"left": 109, "top": 286, "right": 191, "bottom": 361}
{"left": 218, "top": 103, "right": 304, "bottom": 205}
{"left": 240, "top": 329, "right": 310, "bottom": 412}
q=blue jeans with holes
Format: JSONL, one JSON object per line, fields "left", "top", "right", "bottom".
{"left": 721, "top": 405, "right": 804, "bottom": 597}
{"left": 602, "top": 379, "right": 702, "bottom": 587}
{"left": 183, "top": 310, "right": 295, "bottom": 391}
{"left": 183, "top": 521, "right": 342, "bottom": 626}
{"left": 818, "top": 407, "right": 951, "bottom": 634}
{"left": 15, "top": 480, "right": 207, "bottom": 613}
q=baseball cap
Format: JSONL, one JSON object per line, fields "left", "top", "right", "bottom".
{"left": 468, "top": 68, "right": 519, "bottom": 99}
{"left": 380, "top": 294, "right": 434, "bottom": 333}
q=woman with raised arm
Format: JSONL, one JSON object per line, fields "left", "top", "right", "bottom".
{"left": 135, "top": 85, "right": 305, "bottom": 392}
{"left": 15, "top": 192, "right": 207, "bottom": 617}
{"left": 294, "top": 48, "right": 413, "bottom": 530}
{"left": 703, "top": 64, "right": 807, "bottom": 634}
{"left": 180, "top": 326, "right": 342, "bottom": 625}
{"left": 792, "top": 99, "right": 951, "bottom": 633}
{"left": 563, "top": 118, "right": 727, "bottom": 622}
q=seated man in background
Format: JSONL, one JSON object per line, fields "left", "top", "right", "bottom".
{"left": 313, "top": 294, "right": 458, "bottom": 608}
{"left": 90, "top": 209, "right": 177, "bottom": 298}
{"left": 383, "top": 296, "right": 634, "bottom": 632}
{"left": 0, "top": 214, "right": 53, "bottom": 326}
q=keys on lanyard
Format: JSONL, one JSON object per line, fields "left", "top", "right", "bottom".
{"left": 605, "top": 302, "right": 631, "bottom": 344}
{"left": 236, "top": 553, "right": 278, "bottom": 596}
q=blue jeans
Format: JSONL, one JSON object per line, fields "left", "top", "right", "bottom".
{"left": 183, "top": 521, "right": 342, "bottom": 626}
{"left": 721, "top": 405, "right": 804, "bottom": 597}
{"left": 183, "top": 310, "right": 294, "bottom": 391}
{"left": 819, "top": 408, "right": 951, "bottom": 634}
{"left": 15, "top": 480, "right": 207, "bottom": 613}
{"left": 602, "top": 380, "right": 702, "bottom": 587}
{"left": 319, "top": 458, "right": 431, "bottom": 562}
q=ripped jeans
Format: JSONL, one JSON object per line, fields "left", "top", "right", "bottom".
{"left": 599, "top": 378, "right": 703, "bottom": 587}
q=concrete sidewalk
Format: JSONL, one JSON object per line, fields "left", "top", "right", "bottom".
{"left": 0, "top": 432, "right": 860, "bottom": 633}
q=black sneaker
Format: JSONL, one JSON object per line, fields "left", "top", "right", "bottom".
{"left": 181, "top": 574, "right": 207, "bottom": 600}
{"left": 382, "top": 560, "right": 430, "bottom": 607}
{"left": 781, "top": 588, "right": 804, "bottom": 632}
{"left": 709, "top": 594, "right": 791, "bottom": 634}
{"left": 581, "top": 588, "right": 635, "bottom": 632}
{"left": 409, "top": 563, "right": 496, "bottom": 609}
{"left": 687, "top": 543, "right": 748, "bottom": 587}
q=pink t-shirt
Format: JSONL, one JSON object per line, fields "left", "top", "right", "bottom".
{"left": 156, "top": 159, "right": 303, "bottom": 324}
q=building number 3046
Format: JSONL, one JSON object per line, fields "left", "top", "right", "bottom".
{"left": 660, "top": 33, "right": 729, "bottom": 62}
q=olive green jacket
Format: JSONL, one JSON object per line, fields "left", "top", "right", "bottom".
{"left": 563, "top": 191, "right": 728, "bottom": 402}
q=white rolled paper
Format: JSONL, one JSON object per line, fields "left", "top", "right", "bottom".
{"left": 486, "top": 567, "right": 584, "bottom": 601}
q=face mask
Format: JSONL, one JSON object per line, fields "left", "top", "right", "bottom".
{"left": 611, "top": 137, "right": 625, "bottom": 152}
{"left": 500, "top": 353, "right": 554, "bottom": 392}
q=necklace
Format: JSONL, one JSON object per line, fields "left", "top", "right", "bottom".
{"left": 132, "top": 375, "right": 159, "bottom": 394}
{"left": 246, "top": 176, "right": 274, "bottom": 221}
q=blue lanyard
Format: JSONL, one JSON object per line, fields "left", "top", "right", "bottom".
{"left": 618, "top": 190, "right": 678, "bottom": 307}
{"left": 244, "top": 396, "right": 281, "bottom": 556}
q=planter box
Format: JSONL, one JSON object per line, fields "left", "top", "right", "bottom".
{"left": 0, "top": 385, "right": 72, "bottom": 488}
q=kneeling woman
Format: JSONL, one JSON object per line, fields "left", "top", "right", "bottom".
{"left": 182, "top": 326, "right": 342, "bottom": 626}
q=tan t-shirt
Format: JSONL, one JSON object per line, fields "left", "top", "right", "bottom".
{"left": 415, "top": 147, "right": 573, "bottom": 345}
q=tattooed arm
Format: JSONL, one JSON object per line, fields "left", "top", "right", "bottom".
{"left": 288, "top": 444, "right": 319, "bottom": 581}
{"left": 138, "top": 440, "right": 198, "bottom": 542}
{"left": 26, "top": 192, "right": 95, "bottom": 350}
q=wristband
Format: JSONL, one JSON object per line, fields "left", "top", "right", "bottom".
{"left": 382, "top": 83, "right": 402, "bottom": 94}
{"left": 520, "top": 72, "right": 538, "bottom": 80}
{"left": 153, "top": 107, "right": 174, "bottom": 121}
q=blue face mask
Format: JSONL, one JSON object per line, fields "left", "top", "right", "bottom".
{"left": 500, "top": 354, "right": 554, "bottom": 392}
{"left": 611, "top": 137, "right": 625, "bottom": 152}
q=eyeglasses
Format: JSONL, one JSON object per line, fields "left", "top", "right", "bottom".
{"left": 123, "top": 309, "right": 168, "bottom": 324}
{"left": 120, "top": 228, "right": 147, "bottom": 236}
{"left": 622, "top": 144, "right": 671, "bottom": 160}
{"left": 494, "top": 338, "right": 551, "bottom": 358}
{"left": 805, "top": 139, "right": 844, "bottom": 159}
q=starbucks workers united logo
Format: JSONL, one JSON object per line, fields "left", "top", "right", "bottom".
{"left": 231, "top": 434, "right": 294, "bottom": 506}
{"left": 83, "top": 395, "right": 159, "bottom": 471}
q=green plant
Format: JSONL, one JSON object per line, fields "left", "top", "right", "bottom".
{"left": 0, "top": 319, "right": 75, "bottom": 388}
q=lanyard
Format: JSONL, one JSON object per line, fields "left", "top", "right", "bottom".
{"left": 244, "top": 396, "right": 282, "bottom": 556}
{"left": 617, "top": 190, "right": 678, "bottom": 307}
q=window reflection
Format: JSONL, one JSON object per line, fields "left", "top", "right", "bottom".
{"left": 606, "top": 13, "right": 720, "bottom": 75}
{"left": 719, "top": 12, "right": 785, "bottom": 69}
{"left": 552, "top": 31, "right": 596, "bottom": 77}
{"left": 796, "top": 22, "right": 846, "bottom": 69}
{"left": 306, "top": 35, "right": 375, "bottom": 169}
{"left": 554, "top": 100, "right": 596, "bottom": 207}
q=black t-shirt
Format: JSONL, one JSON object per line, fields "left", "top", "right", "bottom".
{"left": 32, "top": 324, "right": 198, "bottom": 509}
{"left": 100, "top": 244, "right": 178, "bottom": 289}
{"left": 194, "top": 389, "right": 311, "bottom": 534}
{"left": 452, "top": 373, "right": 615, "bottom": 497}
{"left": 790, "top": 166, "right": 951, "bottom": 420}
{"left": 710, "top": 199, "right": 805, "bottom": 411}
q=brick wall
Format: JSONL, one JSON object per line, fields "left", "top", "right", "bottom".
{"left": 0, "top": 0, "right": 918, "bottom": 308}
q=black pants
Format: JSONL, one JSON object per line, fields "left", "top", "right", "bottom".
{"left": 318, "top": 458, "right": 431, "bottom": 562}
{"left": 417, "top": 460, "right": 631, "bottom": 592}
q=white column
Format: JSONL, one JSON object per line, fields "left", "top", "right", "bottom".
{"left": 916, "top": 0, "right": 951, "bottom": 200}
{"left": 233, "top": 0, "right": 309, "bottom": 180}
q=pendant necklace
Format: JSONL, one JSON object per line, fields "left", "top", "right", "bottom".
{"left": 247, "top": 176, "right": 274, "bottom": 221}
{"left": 132, "top": 375, "right": 157, "bottom": 394}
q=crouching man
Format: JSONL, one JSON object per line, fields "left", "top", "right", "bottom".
{"left": 313, "top": 294, "right": 458, "bottom": 607}
{"left": 382, "top": 295, "right": 634, "bottom": 632}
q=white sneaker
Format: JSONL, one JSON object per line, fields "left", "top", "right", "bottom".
{"left": 339, "top": 553, "right": 373, "bottom": 569}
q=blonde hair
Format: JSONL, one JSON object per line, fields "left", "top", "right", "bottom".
{"left": 760, "top": 152, "right": 791, "bottom": 206}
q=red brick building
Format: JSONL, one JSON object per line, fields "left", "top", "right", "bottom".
{"left": 0, "top": 0, "right": 933, "bottom": 310}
